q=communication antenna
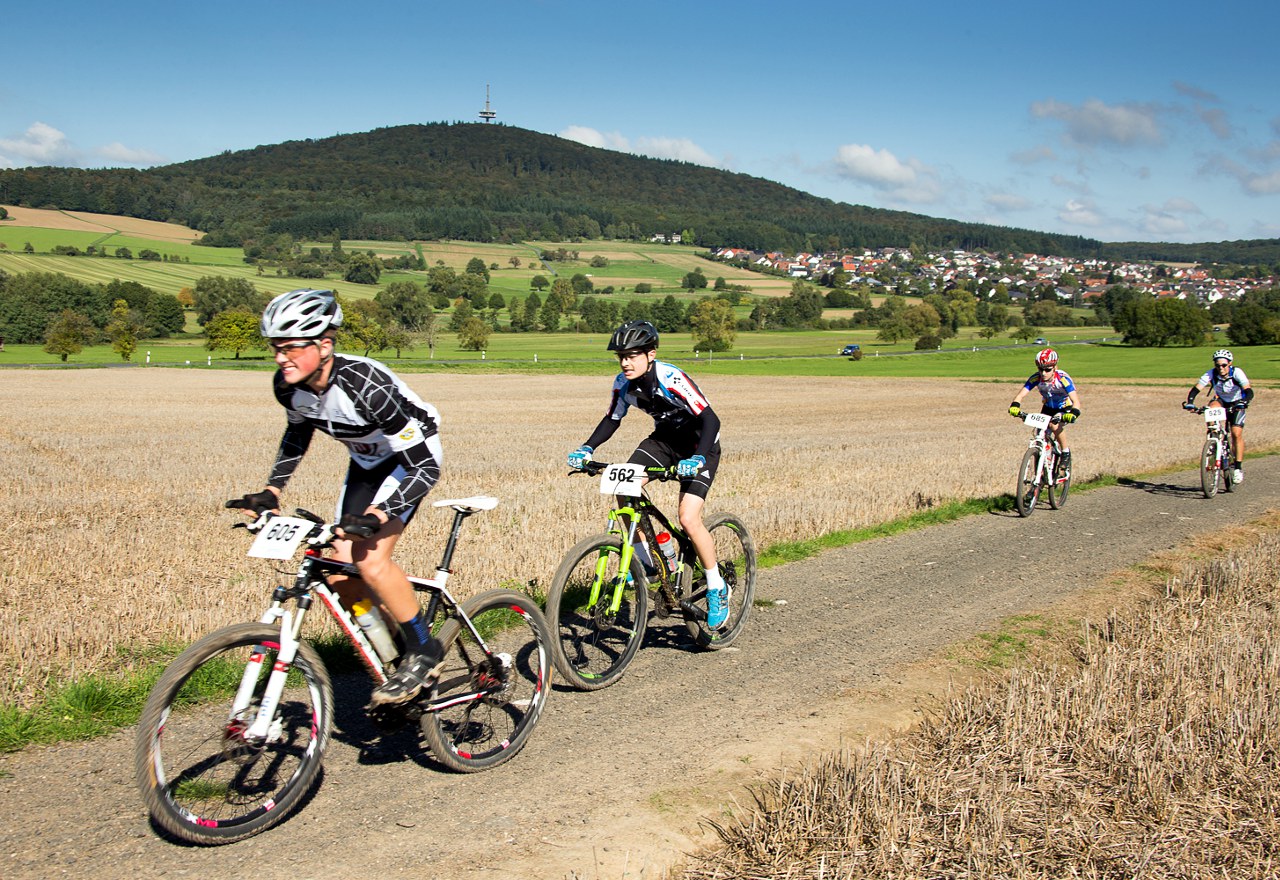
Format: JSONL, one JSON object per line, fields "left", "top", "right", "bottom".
{"left": 479, "top": 84, "right": 496, "bottom": 123}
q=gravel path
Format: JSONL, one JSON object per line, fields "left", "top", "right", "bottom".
{"left": 3, "top": 459, "right": 1277, "bottom": 880}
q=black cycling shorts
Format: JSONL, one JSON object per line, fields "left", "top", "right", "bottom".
{"left": 336, "top": 458, "right": 422, "bottom": 526}
{"left": 628, "top": 435, "right": 721, "bottom": 499}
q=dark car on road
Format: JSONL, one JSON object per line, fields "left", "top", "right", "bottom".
{"left": 840, "top": 344, "right": 861, "bottom": 355}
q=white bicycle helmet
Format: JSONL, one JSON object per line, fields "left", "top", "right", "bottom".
{"left": 260, "top": 288, "right": 343, "bottom": 339}
{"left": 1213, "top": 348, "right": 1233, "bottom": 364}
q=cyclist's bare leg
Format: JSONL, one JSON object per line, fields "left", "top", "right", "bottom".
{"left": 1232, "top": 425, "right": 1245, "bottom": 461}
{"left": 1052, "top": 423, "right": 1069, "bottom": 454}
{"left": 678, "top": 493, "right": 718, "bottom": 572}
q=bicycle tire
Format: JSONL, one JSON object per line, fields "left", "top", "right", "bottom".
{"left": 134, "top": 623, "right": 332, "bottom": 845}
{"left": 544, "top": 533, "right": 648, "bottom": 690}
{"left": 682, "top": 513, "right": 756, "bottom": 649}
{"left": 1222, "top": 436, "right": 1235, "bottom": 493}
{"left": 420, "top": 590, "right": 553, "bottom": 772}
{"left": 1015, "top": 448, "right": 1040, "bottom": 517}
{"left": 1200, "top": 437, "right": 1219, "bottom": 498}
{"left": 1047, "top": 451, "right": 1071, "bottom": 509}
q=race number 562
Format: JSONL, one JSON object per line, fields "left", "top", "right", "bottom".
{"left": 600, "top": 463, "right": 644, "bottom": 497}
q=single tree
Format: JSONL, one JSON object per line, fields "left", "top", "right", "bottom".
{"left": 457, "top": 316, "right": 491, "bottom": 351}
{"left": 204, "top": 308, "right": 263, "bottom": 359}
{"left": 689, "top": 299, "right": 736, "bottom": 352}
{"left": 106, "top": 298, "right": 144, "bottom": 361}
{"left": 43, "top": 310, "right": 95, "bottom": 361}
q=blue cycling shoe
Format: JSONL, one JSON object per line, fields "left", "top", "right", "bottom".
{"left": 705, "top": 583, "right": 728, "bottom": 628}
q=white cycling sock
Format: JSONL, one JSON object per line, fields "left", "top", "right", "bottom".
{"left": 705, "top": 568, "right": 726, "bottom": 592}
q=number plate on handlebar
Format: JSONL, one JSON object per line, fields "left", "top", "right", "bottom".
{"left": 600, "top": 463, "right": 645, "bottom": 497}
{"left": 1204, "top": 406, "right": 1226, "bottom": 423}
{"left": 247, "top": 516, "right": 316, "bottom": 559}
{"left": 1023, "top": 412, "right": 1051, "bottom": 430}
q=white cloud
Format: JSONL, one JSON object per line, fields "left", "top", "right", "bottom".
{"left": 1009, "top": 144, "right": 1056, "bottom": 165}
{"left": 983, "top": 192, "right": 1031, "bottom": 212}
{"left": 1031, "top": 98, "right": 1163, "bottom": 148}
{"left": 1050, "top": 174, "right": 1092, "bottom": 196}
{"left": 1196, "top": 107, "right": 1232, "bottom": 140}
{"left": 0, "top": 121, "right": 79, "bottom": 166}
{"left": 559, "top": 126, "right": 719, "bottom": 167}
{"left": 1203, "top": 154, "right": 1280, "bottom": 196}
{"left": 831, "top": 143, "right": 943, "bottom": 204}
{"left": 1173, "top": 81, "right": 1220, "bottom": 103}
{"left": 1137, "top": 200, "right": 1200, "bottom": 236}
{"left": 559, "top": 125, "right": 630, "bottom": 152}
{"left": 96, "top": 142, "right": 165, "bottom": 167}
{"left": 1058, "top": 198, "right": 1105, "bottom": 228}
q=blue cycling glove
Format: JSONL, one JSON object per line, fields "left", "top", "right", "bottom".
{"left": 567, "top": 445, "right": 593, "bottom": 470}
{"left": 676, "top": 454, "right": 706, "bottom": 478}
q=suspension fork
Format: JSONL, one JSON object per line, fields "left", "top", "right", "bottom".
{"left": 594, "top": 505, "right": 641, "bottom": 614}
{"left": 236, "top": 581, "right": 313, "bottom": 741}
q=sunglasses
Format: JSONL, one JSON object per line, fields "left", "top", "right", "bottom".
{"left": 270, "top": 340, "right": 319, "bottom": 356}
{"left": 1214, "top": 361, "right": 1230, "bottom": 367}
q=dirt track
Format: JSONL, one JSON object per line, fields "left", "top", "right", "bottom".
{"left": 3, "top": 458, "right": 1278, "bottom": 880}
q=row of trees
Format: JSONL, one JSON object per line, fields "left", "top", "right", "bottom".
{"left": 0, "top": 271, "right": 185, "bottom": 347}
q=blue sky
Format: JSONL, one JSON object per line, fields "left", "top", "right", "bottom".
{"left": 3, "top": 0, "right": 1277, "bottom": 245}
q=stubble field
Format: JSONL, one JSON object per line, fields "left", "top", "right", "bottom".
{"left": 2, "top": 369, "right": 1275, "bottom": 706}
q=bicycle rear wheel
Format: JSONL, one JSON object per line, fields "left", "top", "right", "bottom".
{"left": 1047, "top": 451, "right": 1071, "bottom": 509}
{"left": 1200, "top": 437, "right": 1219, "bottom": 498}
{"left": 682, "top": 513, "right": 756, "bottom": 649}
{"left": 420, "top": 590, "right": 552, "bottom": 772}
{"left": 1015, "top": 449, "right": 1040, "bottom": 516}
{"left": 1221, "top": 436, "right": 1235, "bottom": 493}
{"left": 134, "top": 623, "right": 331, "bottom": 845}
{"left": 544, "top": 533, "right": 648, "bottom": 690}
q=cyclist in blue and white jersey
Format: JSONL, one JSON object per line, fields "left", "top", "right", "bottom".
{"left": 1008, "top": 347, "right": 1082, "bottom": 472}
{"left": 566, "top": 320, "right": 731, "bottom": 628}
{"left": 226, "top": 288, "right": 446, "bottom": 708}
{"left": 1184, "top": 348, "right": 1253, "bottom": 484}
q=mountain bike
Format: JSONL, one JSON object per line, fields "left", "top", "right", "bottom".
{"left": 1013, "top": 411, "right": 1071, "bottom": 517}
{"left": 1189, "top": 404, "right": 1236, "bottom": 498}
{"left": 544, "top": 461, "right": 756, "bottom": 690}
{"left": 134, "top": 497, "right": 552, "bottom": 845}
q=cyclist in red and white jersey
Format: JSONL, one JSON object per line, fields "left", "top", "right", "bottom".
{"left": 1008, "top": 347, "right": 1082, "bottom": 472}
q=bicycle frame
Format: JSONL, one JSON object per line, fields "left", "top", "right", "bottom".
{"left": 233, "top": 504, "right": 506, "bottom": 737}
{"left": 1023, "top": 413, "right": 1062, "bottom": 489}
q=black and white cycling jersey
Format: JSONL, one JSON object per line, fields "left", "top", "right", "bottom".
{"left": 583, "top": 361, "right": 720, "bottom": 461}
{"left": 267, "top": 354, "right": 442, "bottom": 519}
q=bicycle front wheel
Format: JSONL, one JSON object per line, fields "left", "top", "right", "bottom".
{"left": 420, "top": 590, "right": 553, "bottom": 773}
{"left": 1015, "top": 449, "right": 1040, "bottom": 516}
{"left": 544, "top": 533, "right": 648, "bottom": 690}
{"left": 1047, "top": 452, "right": 1071, "bottom": 509}
{"left": 682, "top": 513, "right": 756, "bottom": 649}
{"left": 134, "top": 623, "right": 331, "bottom": 845}
{"left": 1200, "top": 437, "right": 1219, "bottom": 498}
{"left": 1221, "top": 436, "right": 1235, "bottom": 493}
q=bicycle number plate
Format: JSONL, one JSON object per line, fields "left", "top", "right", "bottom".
{"left": 1024, "top": 412, "right": 1051, "bottom": 430}
{"left": 247, "top": 517, "right": 315, "bottom": 559}
{"left": 600, "top": 463, "right": 645, "bottom": 497}
{"left": 1204, "top": 406, "right": 1226, "bottom": 423}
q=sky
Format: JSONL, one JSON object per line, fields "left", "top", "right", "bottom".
{"left": 3, "top": 0, "right": 1278, "bottom": 246}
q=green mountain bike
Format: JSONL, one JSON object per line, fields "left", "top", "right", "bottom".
{"left": 544, "top": 460, "right": 756, "bottom": 690}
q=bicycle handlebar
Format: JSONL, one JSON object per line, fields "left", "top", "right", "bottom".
{"left": 571, "top": 460, "right": 679, "bottom": 481}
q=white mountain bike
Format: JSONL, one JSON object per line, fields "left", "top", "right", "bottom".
{"left": 1013, "top": 411, "right": 1071, "bottom": 516}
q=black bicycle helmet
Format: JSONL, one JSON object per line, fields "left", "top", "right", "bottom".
{"left": 607, "top": 320, "right": 659, "bottom": 353}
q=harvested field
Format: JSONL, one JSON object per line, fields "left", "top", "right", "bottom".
{"left": 690, "top": 534, "right": 1280, "bottom": 879}
{"left": 0, "top": 205, "right": 201, "bottom": 242}
{"left": 2, "top": 369, "right": 1277, "bottom": 705}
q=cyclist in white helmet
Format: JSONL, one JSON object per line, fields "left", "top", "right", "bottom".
{"left": 227, "top": 288, "right": 447, "bottom": 708}
{"left": 1008, "top": 347, "right": 1082, "bottom": 473}
{"left": 1184, "top": 349, "right": 1253, "bottom": 484}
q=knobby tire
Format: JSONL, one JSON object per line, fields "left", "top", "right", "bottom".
{"left": 544, "top": 533, "right": 648, "bottom": 690}
{"left": 1015, "top": 448, "right": 1040, "bottom": 517}
{"left": 682, "top": 513, "right": 756, "bottom": 649}
{"left": 134, "top": 623, "right": 332, "bottom": 845}
{"left": 420, "top": 590, "right": 553, "bottom": 773}
{"left": 1047, "top": 450, "right": 1071, "bottom": 509}
{"left": 1200, "top": 437, "right": 1219, "bottom": 498}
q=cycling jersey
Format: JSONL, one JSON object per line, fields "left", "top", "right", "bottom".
{"left": 1198, "top": 365, "right": 1251, "bottom": 404}
{"left": 583, "top": 361, "right": 721, "bottom": 461}
{"left": 1022, "top": 368, "right": 1076, "bottom": 409}
{"left": 267, "top": 354, "right": 442, "bottom": 519}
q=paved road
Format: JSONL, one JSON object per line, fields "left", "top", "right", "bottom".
{"left": 2, "top": 458, "right": 1277, "bottom": 880}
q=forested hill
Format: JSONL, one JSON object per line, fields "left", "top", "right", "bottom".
{"left": 0, "top": 122, "right": 1274, "bottom": 262}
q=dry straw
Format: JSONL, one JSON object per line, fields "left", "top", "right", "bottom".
{"left": 686, "top": 537, "right": 1280, "bottom": 879}
{"left": 1, "top": 369, "right": 1275, "bottom": 706}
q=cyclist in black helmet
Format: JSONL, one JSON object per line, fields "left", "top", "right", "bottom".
{"left": 227, "top": 288, "right": 447, "bottom": 709}
{"left": 567, "top": 320, "right": 730, "bottom": 627}
{"left": 1184, "top": 348, "right": 1253, "bottom": 484}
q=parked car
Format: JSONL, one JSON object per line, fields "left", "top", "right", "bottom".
{"left": 840, "top": 344, "right": 861, "bottom": 355}
{"left": 1034, "top": 337, "right": 1047, "bottom": 345}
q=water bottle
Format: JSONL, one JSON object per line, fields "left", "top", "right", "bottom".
{"left": 655, "top": 531, "right": 679, "bottom": 573}
{"left": 352, "top": 599, "right": 400, "bottom": 664}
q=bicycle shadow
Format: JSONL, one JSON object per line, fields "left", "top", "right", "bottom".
{"left": 328, "top": 675, "right": 443, "bottom": 769}
{"left": 1116, "top": 476, "right": 1207, "bottom": 499}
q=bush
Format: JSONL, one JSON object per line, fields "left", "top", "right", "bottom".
{"left": 848, "top": 348, "right": 864, "bottom": 361}
{"left": 915, "top": 334, "right": 942, "bottom": 350}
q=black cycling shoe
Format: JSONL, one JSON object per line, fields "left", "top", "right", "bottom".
{"left": 368, "top": 644, "right": 443, "bottom": 707}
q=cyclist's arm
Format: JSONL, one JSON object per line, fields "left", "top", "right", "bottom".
{"left": 266, "top": 418, "right": 315, "bottom": 491}
{"left": 582, "top": 413, "right": 621, "bottom": 452}
{"left": 693, "top": 404, "right": 721, "bottom": 461}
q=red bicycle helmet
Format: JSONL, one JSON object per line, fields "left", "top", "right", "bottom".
{"left": 1035, "top": 347, "right": 1058, "bottom": 369}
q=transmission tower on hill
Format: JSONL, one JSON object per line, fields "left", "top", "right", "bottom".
{"left": 479, "top": 84, "right": 496, "bottom": 123}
